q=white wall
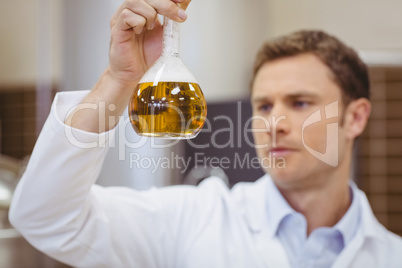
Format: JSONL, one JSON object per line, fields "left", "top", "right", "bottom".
{"left": 60, "top": 0, "right": 113, "bottom": 92}
{"left": 181, "top": 0, "right": 266, "bottom": 102}
{"left": 263, "top": 0, "right": 402, "bottom": 51}
{"left": 0, "top": 0, "right": 61, "bottom": 87}
{"left": 3, "top": 0, "right": 401, "bottom": 89}
{"left": 0, "top": 0, "right": 38, "bottom": 86}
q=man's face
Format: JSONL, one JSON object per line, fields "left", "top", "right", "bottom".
{"left": 251, "top": 53, "right": 348, "bottom": 188}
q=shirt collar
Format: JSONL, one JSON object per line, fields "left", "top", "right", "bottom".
{"left": 240, "top": 175, "right": 385, "bottom": 243}
{"left": 264, "top": 176, "right": 362, "bottom": 245}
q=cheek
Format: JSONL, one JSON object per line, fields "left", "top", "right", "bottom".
{"left": 251, "top": 118, "right": 269, "bottom": 144}
{"left": 302, "top": 120, "right": 329, "bottom": 154}
{"left": 251, "top": 118, "right": 270, "bottom": 158}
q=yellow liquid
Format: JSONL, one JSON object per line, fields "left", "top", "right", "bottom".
{"left": 129, "top": 81, "right": 207, "bottom": 139}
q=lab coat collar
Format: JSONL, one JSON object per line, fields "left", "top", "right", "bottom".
{"left": 265, "top": 176, "right": 296, "bottom": 238}
{"left": 357, "top": 189, "right": 387, "bottom": 242}
{"left": 239, "top": 174, "right": 293, "bottom": 237}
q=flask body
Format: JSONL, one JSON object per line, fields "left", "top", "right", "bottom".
{"left": 129, "top": 81, "right": 206, "bottom": 139}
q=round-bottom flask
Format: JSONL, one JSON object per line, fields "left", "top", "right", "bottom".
{"left": 129, "top": 18, "right": 207, "bottom": 139}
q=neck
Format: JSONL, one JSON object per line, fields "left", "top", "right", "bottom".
{"left": 277, "top": 160, "right": 352, "bottom": 235}
{"left": 163, "top": 17, "right": 180, "bottom": 56}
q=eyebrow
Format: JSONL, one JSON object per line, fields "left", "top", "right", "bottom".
{"left": 286, "top": 91, "right": 320, "bottom": 99}
{"left": 252, "top": 91, "right": 320, "bottom": 103}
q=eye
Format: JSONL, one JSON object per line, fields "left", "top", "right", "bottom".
{"left": 258, "top": 103, "right": 273, "bottom": 113}
{"left": 293, "top": 100, "right": 309, "bottom": 109}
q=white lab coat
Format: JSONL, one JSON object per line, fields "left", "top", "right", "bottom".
{"left": 9, "top": 91, "right": 402, "bottom": 268}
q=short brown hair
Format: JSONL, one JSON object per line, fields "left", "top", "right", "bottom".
{"left": 252, "top": 30, "right": 370, "bottom": 104}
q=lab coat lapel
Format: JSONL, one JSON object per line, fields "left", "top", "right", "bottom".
{"left": 240, "top": 176, "right": 291, "bottom": 268}
{"left": 331, "top": 189, "right": 385, "bottom": 268}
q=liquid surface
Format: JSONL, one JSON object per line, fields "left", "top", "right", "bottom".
{"left": 129, "top": 82, "right": 207, "bottom": 139}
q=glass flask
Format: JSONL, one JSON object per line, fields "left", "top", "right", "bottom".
{"left": 128, "top": 17, "right": 207, "bottom": 139}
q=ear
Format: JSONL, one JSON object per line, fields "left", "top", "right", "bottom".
{"left": 343, "top": 98, "right": 371, "bottom": 140}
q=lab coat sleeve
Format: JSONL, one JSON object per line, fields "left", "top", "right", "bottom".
{"left": 8, "top": 90, "right": 188, "bottom": 267}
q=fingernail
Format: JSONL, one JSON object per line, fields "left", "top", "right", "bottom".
{"left": 178, "top": 9, "right": 187, "bottom": 21}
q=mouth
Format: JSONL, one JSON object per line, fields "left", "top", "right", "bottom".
{"left": 268, "top": 147, "right": 296, "bottom": 157}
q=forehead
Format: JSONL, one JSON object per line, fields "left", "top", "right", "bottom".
{"left": 252, "top": 53, "right": 342, "bottom": 100}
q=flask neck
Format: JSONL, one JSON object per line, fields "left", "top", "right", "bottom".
{"left": 163, "top": 17, "right": 180, "bottom": 57}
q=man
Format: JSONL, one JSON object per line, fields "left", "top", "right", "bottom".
{"left": 9, "top": 0, "right": 402, "bottom": 267}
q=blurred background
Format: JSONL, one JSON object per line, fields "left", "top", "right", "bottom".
{"left": 0, "top": 0, "right": 401, "bottom": 267}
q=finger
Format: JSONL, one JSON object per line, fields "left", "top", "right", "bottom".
{"left": 111, "top": 0, "right": 158, "bottom": 30}
{"left": 116, "top": 8, "right": 147, "bottom": 35}
{"left": 172, "top": 0, "right": 191, "bottom": 11}
{"left": 145, "top": 0, "right": 188, "bottom": 22}
{"left": 110, "top": 2, "right": 127, "bottom": 28}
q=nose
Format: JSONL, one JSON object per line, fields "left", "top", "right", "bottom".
{"left": 268, "top": 103, "right": 290, "bottom": 137}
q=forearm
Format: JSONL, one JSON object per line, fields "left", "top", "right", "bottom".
{"left": 66, "top": 67, "right": 139, "bottom": 133}
{"left": 9, "top": 91, "right": 115, "bottom": 265}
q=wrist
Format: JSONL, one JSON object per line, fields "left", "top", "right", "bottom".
{"left": 66, "top": 68, "right": 138, "bottom": 133}
{"left": 99, "top": 67, "right": 140, "bottom": 95}
{"left": 89, "top": 67, "right": 139, "bottom": 117}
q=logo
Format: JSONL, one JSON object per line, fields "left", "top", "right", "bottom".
{"left": 302, "top": 101, "right": 339, "bottom": 167}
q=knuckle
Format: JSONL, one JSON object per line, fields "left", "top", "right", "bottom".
{"left": 120, "top": 8, "right": 131, "bottom": 19}
{"left": 126, "top": 0, "right": 137, "bottom": 5}
{"left": 126, "top": 0, "right": 141, "bottom": 10}
{"left": 156, "top": 1, "right": 175, "bottom": 13}
{"left": 149, "top": 8, "right": 158, "bottom": 19}
{"left": 138, "top": 16, "right": 146, "bottom": 26}
{"left": 146, "top": 12, "right": 157, "bottom": 25}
